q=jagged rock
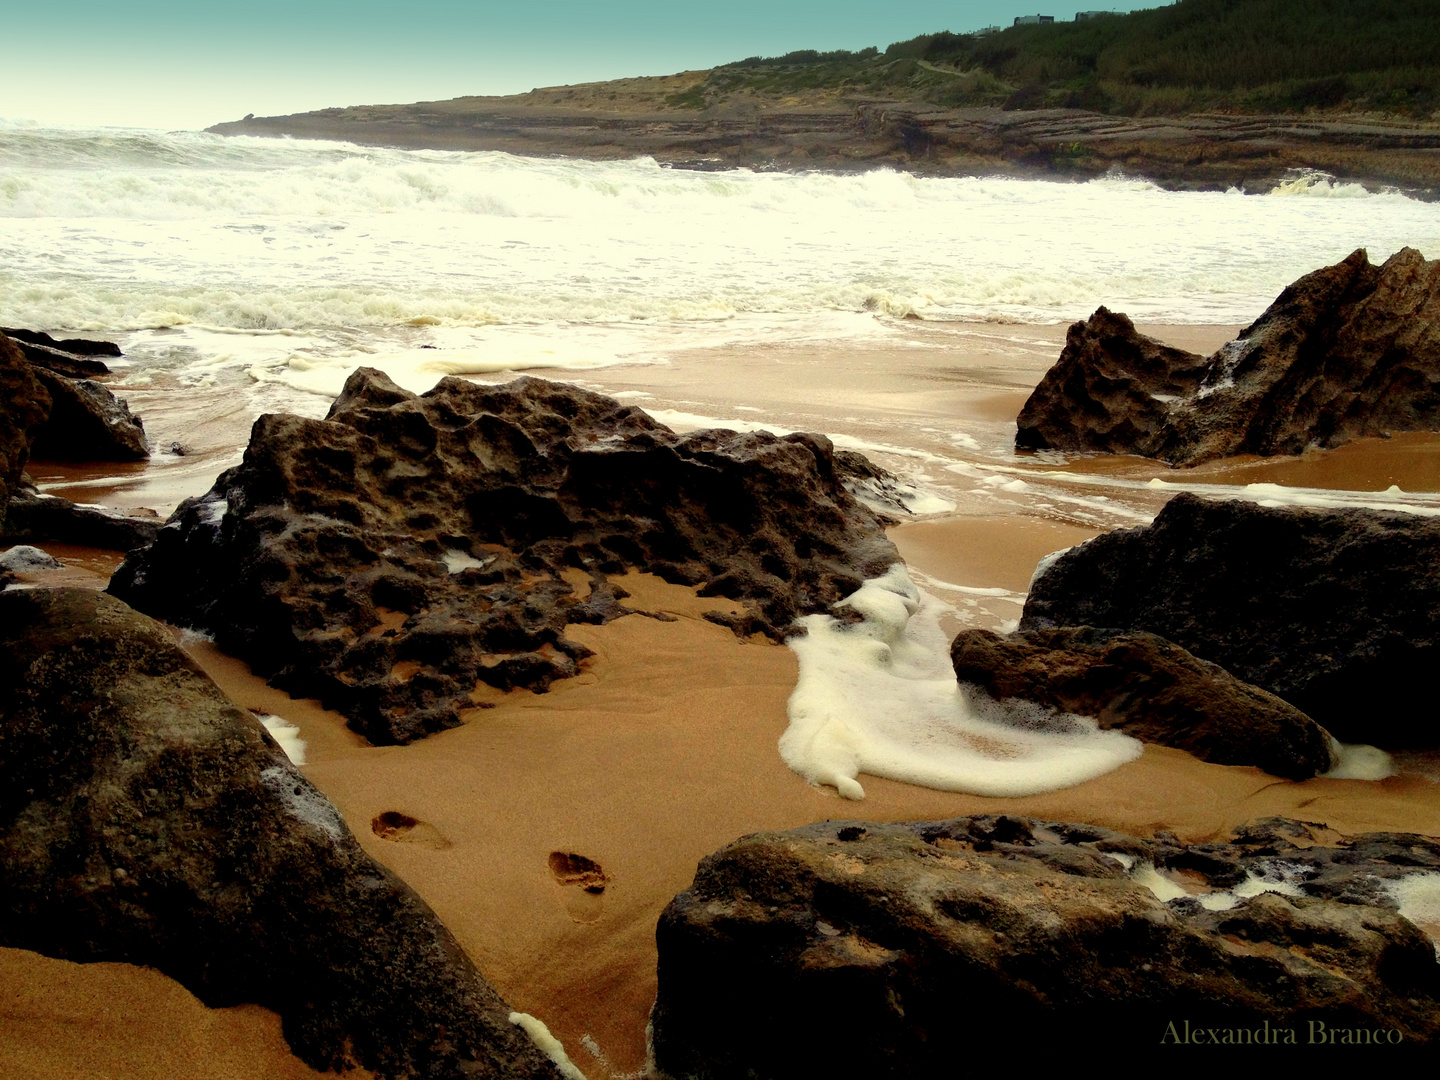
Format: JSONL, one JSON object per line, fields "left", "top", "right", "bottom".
{"left": 1021, "top": 493, "right": 1440, "bottom": 746}
{"left": 0, "top": 587, "right": 560, "bottom": 1080}
{"left": 1, "top": 327, "right": 122, "bottom": 358}
{"left": 28, "top": 367, "right": 148, "bottom": 462}
{"left": 0, "top": 334, "right": 51, "bottom": 523}
{"left": 950, "top": 625, "right": 1336, "bottom": 779}
{"left": 3, "top": 334, "right": 114, "bottom": 379}
{"left": 1016, "top": 306, "right": 1209, "bottom": 455}
{"left": 110, "top": 370, "right": 897, "bottom": 744}
{"left": 1, "top": 491, "right": 163, "bottom": 551}
{"left": 653, "top": 814, "right": 1440, "bottom": 1076}
{"left": 1017, "top": 248, "right": 1440, "bottom": 465}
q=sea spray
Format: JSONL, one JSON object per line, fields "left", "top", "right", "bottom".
{"left": 780, "top": 564, "right": 1142, "bottom": 799}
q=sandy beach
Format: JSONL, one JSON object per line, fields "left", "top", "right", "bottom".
{"left": 7, "top": 317, "right": 1440, "bottom": 1077}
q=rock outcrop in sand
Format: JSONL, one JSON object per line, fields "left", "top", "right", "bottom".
{"left": 1017, "top": 247, "right": 1440, "bottom": 465}
{"left": 1, "top": 490, "right": 162, "bottom": 552}
{"left": 1021, "top": 493, "right": 1440, "bottom": 746}
{"left": 653, "top": 815, "right": 1440, "bottom": 1075}
{"left": 0, "top": 587, "right": 561, "bottom": 1080}
{"left": 0, "top": 328, "right": 147, "bottom": 465}
{"left": 110, "top": 369, "right": 898, "bottom": 744}
{"left": 950, "top": 625, "right": 1336, "bottom": 779}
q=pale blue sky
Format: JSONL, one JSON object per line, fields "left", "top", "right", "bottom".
{"left": 4, "top": 1, "right": 1161, "bottom": 129}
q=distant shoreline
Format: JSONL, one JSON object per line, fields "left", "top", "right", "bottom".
{"left": 207, "top": 76, "right": 1440, "bottom": 199}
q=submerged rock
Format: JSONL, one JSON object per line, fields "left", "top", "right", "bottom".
{"left": 111, "top": 370, "right": 897, "bottom": 744}
{"left": 0, "top": 587, "right": 560, "bottom": 1080}
{"left": 0, "top": 334, "right": 51, "bottom": 522}
{"left": 653, "top": 815, "right": 1440, "bottom": 1076}
{"left": 950, "top": 625, "right": 1336, "bottom": 779}
{"left": 1017, "top": 247, "right": 1440, "bottom": 465}
{"left": 1021, "top": 493, "right": 1440, "bottom": 746}
{"left": 28, "top": 366, "right": 149, "bottom": 462}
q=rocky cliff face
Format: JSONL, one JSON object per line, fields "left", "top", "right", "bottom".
{"left": 111, "top": 369, "right": 897, "bottom": 744}
{"left": 950, "top": 625, "right": 1337, "bottom": 779}
{"left": 1020, "top": 493, "right": 1440, "bottom": 746}
{"left": 653, "top": 815, "right": 1440, "bottom": 1077}
{"left": 0, "top": 587, "right": 560, "bottom": 1080}
{"left": 1017, "top": 247, "right": 1440, "bottom": 465}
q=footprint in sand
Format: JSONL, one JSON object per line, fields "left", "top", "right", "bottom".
{"left": 549, "top": 851, "right": 609, "bottom": 923}
{"left": 370, "top": 810, "right": 452, "bottom": 850}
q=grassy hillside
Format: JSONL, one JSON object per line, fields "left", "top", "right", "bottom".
{"left": 675, "top": 0, "right": 1439, "bottom": 117}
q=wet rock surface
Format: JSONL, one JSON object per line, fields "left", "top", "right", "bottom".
{"left": 653, "top": 814, "right": 1440, "bottom": 1076}
{"left": 950, "top": 625, "right": 1336, "bottom": 779}
{"left": 1021, "top": 493, "right": 1440, "bottom": 746}
{"left": 0, "top": 587, "right": 561, "bottom": 1080}
{"left": 110, "top": 370, "right": 897, "bottom": 744}
{"left": 2, "top": 490, "right": 163, "bottom": 551}
{"left": 28, "top": 365, "right": 149, "bottom": 462}
{"left": 0, "top": 334, "right": 52, "bottom": 522}
{"left": 1017, "top": 247, "right": 1440, "bottom": 465}
{"left": 2, "top": 328, "right": 115, "bottom": 379}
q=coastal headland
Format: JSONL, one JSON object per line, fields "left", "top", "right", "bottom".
{"left": 207, "top": 0, "right": 1440, "bottom": 197}
{"left": 208, "top": 80, "right": 1440, "bottom": 198}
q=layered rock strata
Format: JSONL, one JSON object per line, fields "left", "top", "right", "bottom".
{"left": 111, "top": 369, "right": 898, "bottom": 744}
{"left": 653, "top": 815, "right": 1440, "bottom": 1077}
{"left": 1017, "top": 247, "right": 1440, "bottom": 465}
{"left": 950, "top": 625, "right": 1336, "bottom": 779}
{"left": 0, "top": 587, "right": 560, "bottom": 1080}
{"left": 1021, "top": 493, "right": 1440, "bottom": 746}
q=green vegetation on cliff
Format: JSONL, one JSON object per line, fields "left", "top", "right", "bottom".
{"left": 675, "top": 0, "right": 1439, "bottom": 117}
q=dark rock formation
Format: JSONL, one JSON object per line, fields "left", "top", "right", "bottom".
{"left": 1016, "top": 307, "right": 1210, "bottom": 455}
{"left": 2, "top": 327, "right": 122, "bottom": 358}
{"left": 1, "top": 490, "right": 163, "bottom": 551}
{"left": 111, "top": 370, "right": 897, "bottom": 744}
{"left": 1021, "top": 492, "right": 1440, "bottom": 746}
{"left": 1017, "top": 248, "right": 1440, "bottom": 465}
{"left": 2, "top": 330, "right": 114, "bottom": 379}
{"left": 951, "top": 625, "right": 1336, "bottom": 779}
{"left": 653, "top": 814, "right": 1440, "bottom": 1076}
{"left": 0, "top": 587, "right": 560, "bottom": 1080}
{"left": 0, "top": 334, "right": 51, "bottom": 522}
{"left": 28, "top": 366, "right": 148, "bottom": 461}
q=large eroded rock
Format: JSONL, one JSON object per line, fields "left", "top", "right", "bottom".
{"left": 0, "top": 587, "right": 560, "bottom": 1080}
{"left": 28, "top": 366, "right": 148, "bottom": 462}
{"left": 653, "top": 815, "right": 1440, "bottom": 1076}
{"left": 1021, "top": 492, "right": 1440, "bottom": 746}
{"left": 111, "top": 370, "right": 897, "bottom": 744}
{"left": 950, "top": 625, "right": 1336, "bottom": 779}
{"left": 1017, "top": 247, "right": 1440, "bottom": 465}
{"left": 0, "top": 334, "right": 51, "bottom": 522}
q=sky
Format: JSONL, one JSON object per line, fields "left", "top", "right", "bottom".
{"left": 3, "top": 1, "right": 1162, "bottom": 131}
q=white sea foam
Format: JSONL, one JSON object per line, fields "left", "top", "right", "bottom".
{"left": 780, "top": 564, "right": 1142, "bottom": 799}
{"left": 258, "top": 714, "right": 307, "bottom": 766}
{"left": 1324, "top": 739, "right": 1396, "bottom": 780}
{"left": 509, "top": 1013, "right": 587, "bottom": 1080}
{"left": 3, "top": 127, "right": 1436, "bottom": 340}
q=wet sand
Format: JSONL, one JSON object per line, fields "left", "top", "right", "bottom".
{"left": 0, "top": 948, "right": 367, "bottom": 1080}
{"left": 8, "top": 318, "right": 1440, "bottom": 1077}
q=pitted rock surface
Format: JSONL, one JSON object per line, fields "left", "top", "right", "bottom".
{"left": 0, "top": 587, "right": 560, "bottom": 1080}
{"left": 1017, "top": 247, "right": 1440, "bottom": 465}
{"left": 111, "top": 370, "right": 898, "bottom": 744}
{"left": 950, "top": 625, "right": 1336, "bottom": 779}
{"left": 653, "top": 814, "right": 1440, "bottom": 1077}
{"left": 1020, "top": 492, "right": 1440, "bottom": 746}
